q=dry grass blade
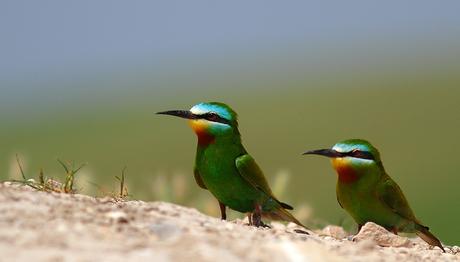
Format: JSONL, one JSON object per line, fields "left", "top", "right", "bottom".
{"left": 15, "top": 154, "right": 27, "bottom": 180}
{"left": 5, "top": 156, "right": 86, "bottom": 194}
{"left": 115, "top": 166, "right": 129, "bottom": 199}
{"left": 58, "top": 159, "right": 86, "bottom": 193}
{"left": 39, "top": 168, "right": 45, "bottom": 185}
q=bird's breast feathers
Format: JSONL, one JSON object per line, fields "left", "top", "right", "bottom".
{"left": 332, "top": 158, "right": 359, "bottom": 183}
{"left": 189, "top": 120, "right": 215, "bottom": 145}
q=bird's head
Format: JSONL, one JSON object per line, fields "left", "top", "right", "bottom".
{"left": 303, "top": 139, "right": 383, "bottom": 182}
{"left": 157, "top": 102, "right": 239, "bottom": 140}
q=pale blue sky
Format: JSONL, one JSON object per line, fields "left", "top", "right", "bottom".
{"left": 2, "top": 1, "right": 459, "bottom": 83}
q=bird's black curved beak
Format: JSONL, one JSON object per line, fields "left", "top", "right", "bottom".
{"left": 156, "top": 110, "right": 197, "bottom": 119}
{"left": 303, "top": 149, "right": 343, "bottom": 158}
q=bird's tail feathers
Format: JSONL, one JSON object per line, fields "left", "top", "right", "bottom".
{"left": 415, "top": 224, "right": 445, "bottom": 252}
{"left": 278, "top": 201, "right": 293, "bottom": 210}
{"left": 264, "top": 206, "right": 309, "bottom": 230}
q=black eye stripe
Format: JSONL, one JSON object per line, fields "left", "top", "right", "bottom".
{"left": 204, "top": 113, "right": 218, "bottom": 120}
{"left": 198, "top": 113, "right": 231, "bottom": 125}
{"left": 347, "top": 150, "right": 375, "bottom": 160}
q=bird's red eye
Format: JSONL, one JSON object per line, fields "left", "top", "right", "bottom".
{"left": 207, "top": 113, "right": 219, "bottom": 121}
{"left": 350, "top": 149, "right": 361, "bottom": 156}
{"left": 349, "top": 149, "right": 374, "bottom": 160}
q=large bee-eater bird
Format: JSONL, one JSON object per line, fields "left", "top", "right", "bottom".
{"left": 157, "top": 102, "right": 305, "bottom": 228}
{"left": 304, "top": 139, "right": 444, "bottom": 251}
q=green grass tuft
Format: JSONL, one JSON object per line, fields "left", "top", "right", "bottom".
{"left": 6, "top": 155, "right": 86, "bottom": 193}
{"left": 114, "top": 166, "right": 129, "bottom": 199}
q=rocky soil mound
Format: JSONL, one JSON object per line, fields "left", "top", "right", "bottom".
{"left": 0, "top": 183, "right": 457, "bottom": 261}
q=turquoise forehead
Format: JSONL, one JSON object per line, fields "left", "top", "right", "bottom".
{"left": 190, "top": 102, "right": 236, "bottom": 120}
{"left": 332, "top": 139, "right": 373, "bottom": 153}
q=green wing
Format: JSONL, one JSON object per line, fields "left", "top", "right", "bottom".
{"left": 335, "top": 182, "right": 344, "bottom": 208}
{"left": 235, "top": 154, "right": 273, "bottom": 195}
{"left": 376, "top": 174, "right": 418, "bottom": 222}
{"left": 377, "top": 175, "right": 443, "bottom": 250}
{"left": 235, "top": 154, "right": 293, "bottom": 209}
{"left": 193, "top": 167, "right": 207, "bottom": 189}
{"left": 336, "top": 192, "right": 344, "bottom": 209}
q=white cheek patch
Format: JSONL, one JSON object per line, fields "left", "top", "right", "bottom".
{"left": 211, "top": 121, "right": 232, "bottom": 129}
{"left": 349, "top": 157, "right": 375, "bottom": 166}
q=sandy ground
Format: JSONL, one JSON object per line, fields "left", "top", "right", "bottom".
{"left": 0, "top": 183, "right": 458, "bottom": 262}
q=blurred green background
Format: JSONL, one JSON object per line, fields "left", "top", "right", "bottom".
{"left": 1, "top": 1, "right": 459, "bottom": 245}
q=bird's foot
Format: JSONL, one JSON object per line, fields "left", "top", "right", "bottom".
{"left": 250, "top": 214, "right": 270, "bottom": 228}
{"left": 258, "top": 221, "right": 271, "bottom": 228}
{"left": 250, "top": 220, "right": 271, "bottom": 228}
{"left": 249, "top": 205, "right": 271, "bottom": 228}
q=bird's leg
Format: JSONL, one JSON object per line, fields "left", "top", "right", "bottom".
{"left": 251, "top": 204, "right": 270, "bottom": 228}
{"left": 251, "top": 207, "right": 262, "bottom": 227}
{"left": 218, "top": 201, "right": 227, "bottom": 220}
{"left": 389, "top": 227, "right": 398, "bottom": 235}
{"left": 247, "top": 214, "right": 253, "bottom": 225}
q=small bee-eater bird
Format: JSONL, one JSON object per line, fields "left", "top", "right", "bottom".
{"left": 157, "top": 102, "right": 305, "bottom": 228}
{"left": 304, "top": 139, "right": 444, "bottom": 251}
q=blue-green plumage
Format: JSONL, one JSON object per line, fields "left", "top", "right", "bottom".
{"left": 158, "top": 102, "right": 303, "bottom": 227}
{"left": 304, "top": 139, "right": 444, "bottom": 251}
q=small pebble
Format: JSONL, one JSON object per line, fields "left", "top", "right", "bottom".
{"left": 149, "top": 221, "right": 183, "bottom": 240}
{"left": 105, "top": 211, "right": 129, "bottom": 223}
